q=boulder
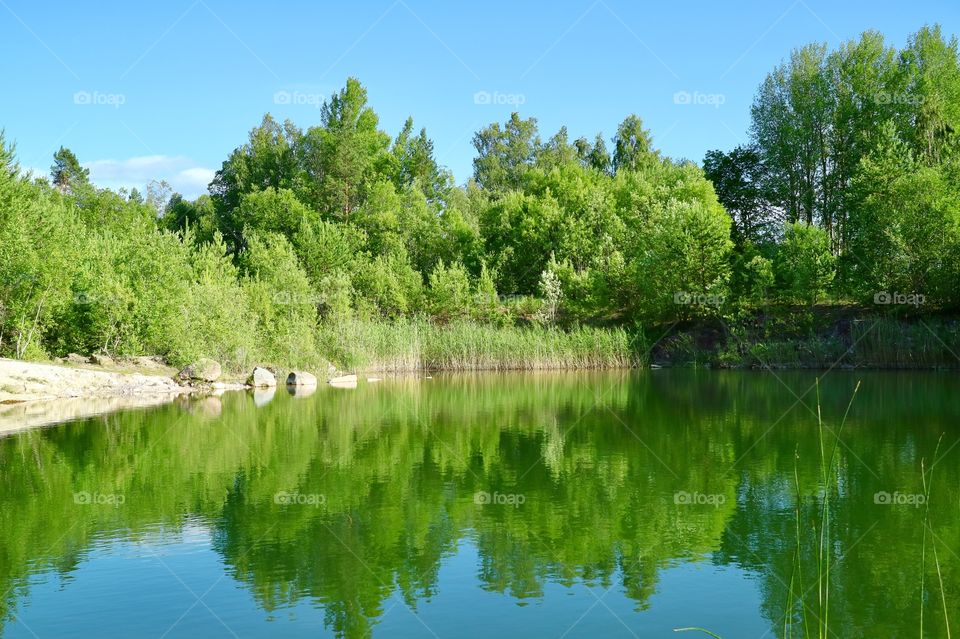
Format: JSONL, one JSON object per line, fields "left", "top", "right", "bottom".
{"left": 66, "top": 353, "right": 88, "bottom": 365}
{"left": 286, "top": 371, "right": 317, "bottom": 387}
{"left": 90, "top": 353, "right": 114, "bottom": 367}
{"left": 328, "top": 373, "right": 358, "bottom": 387}
{"left": 178, "top": 358, "right": 222, "bottom": 382}
{"left": 247, "top": 367, "right": 277, "bottom": 388}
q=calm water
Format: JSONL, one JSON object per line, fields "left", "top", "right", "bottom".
{"left": 0, "top": 371, "right": 958, "bottom": 638}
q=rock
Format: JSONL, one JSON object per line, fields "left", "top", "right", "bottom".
{"left": 90, "top": 353, "right": 114, "bottom": 367}
{"left": 247, "top": 367, "right": 277, "bottom": 388}
{"left": 66, "top": 353, "right": 88, "bottom": 365}
{"left": 0, "top": 357, "right": 186, "bottom": 406}
{"left": 286, "top": 371, "right": 317, "bottom": 387}
{"left": 328, "top": 374, "right": 358, "bottom": 388}
{"left": 178, "top": 358, "right": 222, "bottom": 382}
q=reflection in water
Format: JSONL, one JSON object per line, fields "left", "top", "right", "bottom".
{"left": 0, "top": 371, "right": 957, "bottom": 638}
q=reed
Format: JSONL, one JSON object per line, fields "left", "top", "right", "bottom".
{"left": 316, "top": 318, "right": 637, "bottom": 372}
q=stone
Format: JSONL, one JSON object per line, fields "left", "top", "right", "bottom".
{"left": 90, "top": 353, "right": 114, "bottom": 367}
{"left": 328, "top": 374, "right": 358, "bottom": 388}
{"left": 66, "top": 353, "right": 88, "bottom": 365}
{"left": 178, "top": 358, "right": 222, "bottom": 382}
{"left": 286, "top": 371, "right": 317, "bottom": 387}
{"left": 247, "top": 367, "right": 277, "bottom": 388}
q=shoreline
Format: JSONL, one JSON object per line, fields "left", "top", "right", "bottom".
{"left": 1, "top": 355, "right": 954, "bottom": 438}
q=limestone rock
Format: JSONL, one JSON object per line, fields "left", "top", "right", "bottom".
{"left": 247, "top": 367, "right": 277, "bottom": 388}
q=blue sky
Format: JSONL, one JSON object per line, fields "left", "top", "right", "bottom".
{"left": 2, "top": 0, "right": 958, "bottom": 197}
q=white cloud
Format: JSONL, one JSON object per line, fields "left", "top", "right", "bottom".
{"left": 84, "top": 155, "right": 215, "bottom": 199}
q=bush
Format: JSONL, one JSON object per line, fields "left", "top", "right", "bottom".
{"left": 426, "top": 260, "right": 472, "bottom": 321}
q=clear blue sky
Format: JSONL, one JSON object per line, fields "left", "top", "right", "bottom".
{"left": 2, "top": 0, "right": 958, "bottom": 197}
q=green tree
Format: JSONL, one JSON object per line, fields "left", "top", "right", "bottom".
{"left": 775, "top": 222, "right": 836, "bottom": 305}
{"left": 301, "top": 78, "right": 391, "bottom": 219}
{"left": 612, "top": 115, "right": 656, "bottom": 173}
{"left": 50, "top": 146, "right": 89, "bottom": 194}
{"left": 472, "top": 113, "right": 540, "bottom": 191}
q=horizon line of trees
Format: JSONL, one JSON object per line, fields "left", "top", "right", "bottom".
{"left": 1, "top": 24, "right": 959, "bottom": 367}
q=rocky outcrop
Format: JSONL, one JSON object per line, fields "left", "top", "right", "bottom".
{"left": 178, "top": 359, "right": 222, "bottom": 382}
{"left": 0, "top": 358, "right": 185, "bottom": 404}
{"left": 247, "top": 367, "right": 277, "bottom": 388}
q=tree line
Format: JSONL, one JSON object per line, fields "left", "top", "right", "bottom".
{"left": 1, "top": 25, "right": 958, "bottom": 367}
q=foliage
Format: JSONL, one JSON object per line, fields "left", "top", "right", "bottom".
{"left": 775, "top": 223, "right": 836, "bottom": 305}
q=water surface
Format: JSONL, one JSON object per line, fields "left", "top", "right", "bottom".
{"left": 1, "top": 371, "right": 957, "bottom": 638}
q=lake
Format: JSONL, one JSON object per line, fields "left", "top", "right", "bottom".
{"left": 0, "top": 370, "right": 957, "bottom": 638}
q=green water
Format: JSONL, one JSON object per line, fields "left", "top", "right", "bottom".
{"left": 0, "top": 371, "right": 957, "bottom": 638}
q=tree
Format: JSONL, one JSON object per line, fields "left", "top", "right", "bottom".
{"left": 775, "top": 222, "right": 836, "bottom": 305}
{"left": 588, "top": 133, "right": 611, "bottom": 173}
{"left": 612, "top": 115, "right": 656, "bottom": 173}
{"left": 210, "top": 114, "right": 302, "bottom": 249}
{"left": 390, "top": 117, "right": 447, "bottom": 200}
{"left": 703, "top": 145, "right": 775, "bottom": 247}
{"left": 472, "top": 113, "right": 540, "bottom": 191}
{"left": 145, "top": 179, "right": 173, "bottom": 218}
{"left": 301, "top": 78, "right": 391, "bottom": 220}
{"left": 50, "top": 146, "right": 89, "bottom": 194}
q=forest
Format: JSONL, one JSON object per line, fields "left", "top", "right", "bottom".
{"left": 1, "top": 25, "right": 959, "bottom": 371}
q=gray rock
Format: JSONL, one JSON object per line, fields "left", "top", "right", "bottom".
{"left": 178, "top": 358, "right": 222, "bottom": 382}
{"left": 66, "top": 353, "right": 88, "bottom": 365}
{"left": 286, "top": 371, "right": 317, "bottom": 387}
{"left": 247, "top": 367, "right": 277, "bottom": 388}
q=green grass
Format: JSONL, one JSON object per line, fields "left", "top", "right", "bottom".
{"left": 316, "top": 318, "right": 636, "bottom": 372}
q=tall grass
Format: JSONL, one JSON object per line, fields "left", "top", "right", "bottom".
{"left": 852, "top": 318, "right": 960, "bottom": 368}
{"left": 316, "top": 318, "right": 636, "bottom": 372}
